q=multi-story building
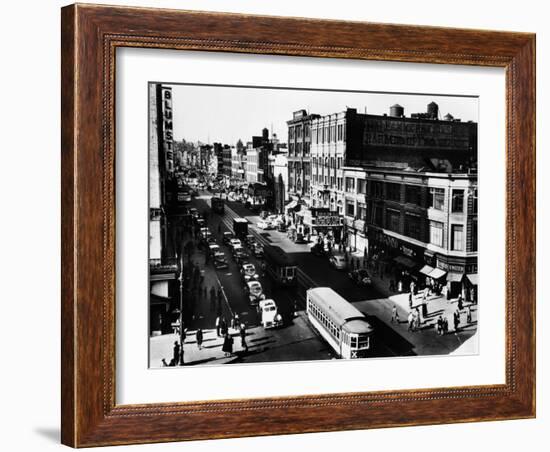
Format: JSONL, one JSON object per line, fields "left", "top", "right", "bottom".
{"left": 287, "top": 110, "right": 320, "bottom": 205}
{"left": 148, "top": 83, "right": 178, "bottom": 335}
{"left": 309, "top": 103, "right": 478, "bottom": 299}
{"left": 231, "top": 146, "right": 246, "bottom": 182}
{"left": 272, "top": 152, "right": 289, "bottom": 213}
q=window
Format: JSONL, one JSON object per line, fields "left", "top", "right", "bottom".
{"left": 357, "top": 179, "right": 367, "bottom": 194}
{"left": 429, "top": 220, "right": 444, "bottom": 247}
{"left": 337, "top": 177, "right": 343, "bottom": 191}
{"left": 372, "top": 181, "right": 384, "bottom": 198}
{"left": 452, "top": 189, "right": 464, "bottom": 213}
{"left": 373, "top": 202, "right": 383, "bottom": 226}
{"left": 337, "top": 157, "right": 343, "bottom": 169}
{"left": 346, "top": 201, "right": 355, "bottom": 217}
{"left": 304, "top": 125, "right": 310, "bottom": 138}
{"left": 405, "top": 185, "right": 421, "bottom": 205}
{"left": 357, "top": 203, "right": 367, "bottom": 219}
{"left": 337, "top": 124, "right": 343, "bottom": 141}
{"left": 289, "top": 127, "right": 294, "bottom": 140}
{"left": 429, "top": 187, "right": 445, "bottom": 210}
{"left": 330, "top": 157, "right": 335, "bottom": 169}
{"left": 345, "top": 177, "right": 355, "bottom": 191}
{"left": 296, "top": 125, "right": 302, "bottom": 139}
{"left": 386, "top": 208, "right": 400, "bottom": 232}
{"left": 332, "top": 125, "right": 336, "bottom": 142}
{"left": 386, "top": 183, "right": 401, "bottom": 202}
{"left": 451, "top": 224, "right": 464, "bottom": 251}
{"left": 404, "top": 213, "right": 421, "bottom": 240}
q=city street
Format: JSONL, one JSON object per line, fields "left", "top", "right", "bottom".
{"left": 150, "top": 189, "right": 478, "bottom": 367}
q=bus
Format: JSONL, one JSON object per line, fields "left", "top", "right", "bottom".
{"left": 263, "top": 245, "right": 296, "bottom": 286}
{"left": 306, "top": 287, "right": 374, "bottom": 359}
{"left": 210, "top": 196, "right": 224, "bottom": 214}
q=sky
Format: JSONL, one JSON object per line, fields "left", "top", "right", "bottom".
{"left": 169, "top": 83, "right": 478, "bottom": 145}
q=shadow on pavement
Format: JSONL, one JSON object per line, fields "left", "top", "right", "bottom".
{"left": 363, "top": 314, "right": 416, "bottom": 357}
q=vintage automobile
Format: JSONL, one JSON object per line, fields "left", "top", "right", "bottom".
{"left": 213, "top": 252, "right": 228, "bottom": 270}
{"left": 222, "top": 232, "right": 234, "bottom": 245}
{"left": 245, "top": 280, "right": 265, "bottom": 305}
{"left": 348, "top": 268, "right": 372, "bottom": 286}
{"left": 257, "top": 220, "right": 273, "bottom": 230}
{"left": 251, "top": 242, "right": 264, "bottom": 257}
{"left": 258, "top": 299, "right": 283, "bottom": 329}
{"left": 240, "top": 263, "right": 259, "bottom": 282}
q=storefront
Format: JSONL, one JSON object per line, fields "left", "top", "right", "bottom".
{"left": 462, "top": 273, "right": 478, "bottom": 303}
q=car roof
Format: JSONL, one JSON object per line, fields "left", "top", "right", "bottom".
{"left": 261, "top": 300, "right": 276, "bottom": 308}
{"left": 247, "top": 281, "right": 261, "bottom": 288}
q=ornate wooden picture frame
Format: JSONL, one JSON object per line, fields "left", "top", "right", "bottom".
{"left": 61, "top": 3, "right": 535, "bottom": 447}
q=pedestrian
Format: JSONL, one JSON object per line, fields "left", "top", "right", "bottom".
{"left": 443, "top": 316, "right": 449, "bottom": 334}
{"left": 222, "top": 332, "right": 234, "bottom": 357}
{"left": 467, "top": 305, "right": 473, "bottom": 323}
{"left": 457, "top": 294, "right": 464, "bottom": 311}
{"left": 240, "top": 323, "right": 248, "bottom": 352}
{"left": 391, "top": 305, "right": 399, "bottom": 324}
{"left": 407, "top": 311, "right": 414, "bottom": 332}
{"left": 454, "top": 309, "right": 461, "bottom": 332}
{"left": 173, "top": 341, "right": 180, "bottom": 364}
{"left": 414, "top": 307, "right": 421, "bottom": 330}
{"left": 410, "top": 281, "right": 415, "bottom": 295}
{"left": 232, "top": 313, "right": 239, "bottom": 330}
{"left": 215, "top": 315, "right": 221, "bottom": 337}
{"left": 436, "top": 316, "right": 443, "bottom": 335}
{"left": 397, "top": 280, "right": 403, "bottom": 292}
{"left": 196, "top": 328, "right": 203, "bottom": 350}
{"left": 161, "top": 358, "right": 169, "bottom": 367}
{"left": 422, "top": 300, "right": 428, "bottom": 318}
{"left": 408, "top": 291, "right": 413, "bottom": 309}
{"left": 220, "top": 318, "right": 228, "bottom": 337}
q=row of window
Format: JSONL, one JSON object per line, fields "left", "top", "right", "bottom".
{"left": 310, "top": 123, "right": 345, "bottom": 144}
{"left": 308, "top": 302, "right": 341, "bottom": 340}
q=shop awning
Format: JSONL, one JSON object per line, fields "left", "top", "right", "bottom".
{"left": 419, "top": 264, "right": 435, "bottom": 276}
{"left": 466, "top": 273, "right": 479, "bottom": 285}
{"left": 446, "top": 272, "right": 463, "bottom": 282}
{"left": 429, "top": 268, "right": 447, "bottom": 280}
{"left": 393, "top": 255, "right": 417, "bottom": 269}
{"left": 285, "top": 201, "right": 297, "bottom": 210}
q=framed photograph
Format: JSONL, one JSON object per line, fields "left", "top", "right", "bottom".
{"left": 61, "top": 4, "right": 536, "bottom": 447}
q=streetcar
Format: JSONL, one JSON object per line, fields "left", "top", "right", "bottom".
{"left": 306, "top": 287, "right": 374, "bottom": 359}
{"left": 263, "top": 245, "right": 296, "bottom": 286}
{"left": 210, "top": 196, "right": 224, "bottom": 214}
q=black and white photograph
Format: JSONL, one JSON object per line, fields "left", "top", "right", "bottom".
{"left": 148, "top": 82, "right": 479, "bottom": 368}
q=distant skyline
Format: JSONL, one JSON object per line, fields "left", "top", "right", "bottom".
{"left": 168, "top": 83, "right": 479, "bottom": 145}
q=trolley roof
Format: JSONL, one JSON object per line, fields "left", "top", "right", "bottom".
{"left": 307, "top": 287, "right": 373, "bottom": 333}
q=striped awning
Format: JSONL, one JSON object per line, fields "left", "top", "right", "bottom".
{"left": 466, "top": 273, "right": 479, "bottom": 285}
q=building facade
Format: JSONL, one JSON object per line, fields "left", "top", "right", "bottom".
{"left": 286, "top": 110, "right": 320, "bottom": 205}
{"left": 148, "top": 84, "right": 178, "bottom": 336}
{"left": 309, "top": 103, "right": 478, "bottom": 297}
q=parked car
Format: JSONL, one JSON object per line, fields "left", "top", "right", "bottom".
{"left": 257, "top": 220, "right": 273, "bottom": 230}
{"left": 348, "top": 268, "right": 372, "bottom": 286}
{"left": 245, "top": 280, "right": 265, "bottom": 305}
{"left": 240, "top": 263, "right": 259, "bottom": 282}
{"left": 258, "top": 299, "right": 283, "bottom": 329}
{"left": 329, "top": 254, "right": 347, "bottom": 270}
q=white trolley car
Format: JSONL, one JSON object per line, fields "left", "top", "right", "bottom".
{"left": 306, "top": 287, "right": 374, "bottom": 359}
